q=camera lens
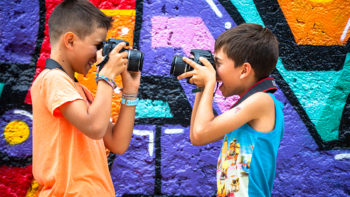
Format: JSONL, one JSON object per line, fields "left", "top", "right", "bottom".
{"left": 170, "top": 56, "right": 188, "bottom": 76}
{"left": 127, "top": 50, "right": 144, "bottom": 72}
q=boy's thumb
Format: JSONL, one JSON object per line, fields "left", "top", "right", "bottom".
{"left": 200, "top": 57, "right": 211, "bottom": 68}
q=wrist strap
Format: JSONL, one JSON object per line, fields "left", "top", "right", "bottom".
{"left": 121, "top": 98, "right": 138, "bottom": 106}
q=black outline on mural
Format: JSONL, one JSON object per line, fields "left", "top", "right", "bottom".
{"left": 0, "top": 0, "right": 46, "bottom": 167}
{"left": 133, "top": 0, "right": 143, "bottom": 50}
{"left": 0, "top": 0, "right": 45, "bottom": 111}
{"left": 219, "top": 0, "right": 350, "bottom": 149}
{"left": 154, "top": 125, "right": 162, "bottom": 194}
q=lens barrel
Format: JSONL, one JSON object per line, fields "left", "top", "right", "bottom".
{"left": 128, "top": 50, "right": 144, "bottom": 72}
{"left": 100, "top": 39, "right": 144, "bottom": 72}
{"left": 170, "top": 49, "right": 215, "bottom": 78}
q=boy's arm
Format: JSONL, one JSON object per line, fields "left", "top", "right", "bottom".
{"left": 103, "top": 71, "right": 141, "bottom": 154}
{"left": 60, "top": 43, "right": 128, "bottom": 140}
{"left": 59, "top": 81, "right": 116, "bottom": 139}
{"left": 192, "top": 89, "right": 272, "bottom": 145}
{"left": 178, "top": 57, "right": 273, "bottom": 146}
{"left": 190, "top": 92, "right": 203, "bottom": 142}
{"left": 103, "top": 103, "right": 136, "bottom": 154}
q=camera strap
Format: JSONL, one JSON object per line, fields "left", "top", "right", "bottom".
{"left": 232, "top": 77, "right": 277, "bottom": 108}
{"left": 45, "top": 58, "right": 78, "bottom": 82}
{"left": 96, "top": 56, "right": 109, "bottom": 74}
{"left": 45, "top": 58, "right": 92, "bottom": 104}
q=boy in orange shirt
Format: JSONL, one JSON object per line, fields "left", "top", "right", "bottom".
{"left": 31, "top": 0, "right": 140, "bottom": 196}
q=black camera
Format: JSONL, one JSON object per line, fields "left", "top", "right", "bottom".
{"left": 99, "top": 38, "right": 144, "bottom": 72}
{"left": 170, "top": 49, "right": 215, "bottom": 77}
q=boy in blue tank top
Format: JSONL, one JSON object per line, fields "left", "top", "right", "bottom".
{"left": 177, "top": 23, "right": 284, "bottom": 197}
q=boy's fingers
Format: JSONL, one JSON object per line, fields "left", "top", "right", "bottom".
{"left": 112, "top": 42, "right": 127, "bottom": 54}
{"left": 97, "top": 49, "right": 102, "bottom": 57}
{"left": 188, "top": 77, "right": 194, "bottom": 84}
{"left": 183, "top": 57, "right": 200, "bottom": 70}
{"left": 177, "top": 70, "right": 195, "bottom": 80}
{"left": 96, "top": 49, "right": 103, "bottom": 62}
{"left": 199, "top": 57, "right": 212, "bottom": 68}
{"left": 120, "top": 51, "right": 129, "bottom": 59}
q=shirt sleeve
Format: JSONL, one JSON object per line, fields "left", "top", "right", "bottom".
{"left": 41, "top": 70, "right": 84, "bottom": 117}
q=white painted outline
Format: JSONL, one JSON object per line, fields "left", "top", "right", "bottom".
{"left": 334, "top": 153, "right": 350, "bottom": 160}
{"left": 14, "top": 109, "right": 33, "bottom": 120}
{"left": 341, "top": 17, "right": 350, "bottom": 42}
{"left": 205, "top": 0, "right": 223, "bottom": 18}
{"left": 133, "top": 130, "right": 154, "bottom": 157}
{"left": 164, "top": 129, "right": 184, "bottom": 134}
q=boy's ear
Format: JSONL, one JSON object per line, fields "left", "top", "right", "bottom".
{"left": 239, "top": 62, "right": 252, "bottom": 79}
{"left": 63, "top": 32, "right": 76, "bottom": 50}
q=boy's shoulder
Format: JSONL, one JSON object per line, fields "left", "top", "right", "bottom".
{"left": 32, "top": 69, "right": 78, "bottom": 97}
{"left": 236, "top": 92, "right": 275, "bottom": 112}
{"left": 34, "top": 69, "right": 74, "bottom": 86}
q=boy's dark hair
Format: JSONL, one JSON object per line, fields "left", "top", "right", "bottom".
{"left": 49, "top": 0, "right": 112, "bottom": 43}
{"left": 215, "top": 23, "right": 279, "bottom": 80}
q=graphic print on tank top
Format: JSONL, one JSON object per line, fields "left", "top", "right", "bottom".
{"left": 217, "top": 135, "right": 253, "bottom": 197}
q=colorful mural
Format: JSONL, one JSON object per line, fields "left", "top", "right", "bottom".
{"left": 0, "top": 0, "right": 349, "bottom": 196}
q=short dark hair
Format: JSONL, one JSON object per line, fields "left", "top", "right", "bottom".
{"left": 48, "top": 0, "right": 112, "bottom": 43}
{"left": 215, "top": 23, "right": 279, "bottom": 80}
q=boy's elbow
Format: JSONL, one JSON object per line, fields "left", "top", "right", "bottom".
{"left": 84, "top": 124, "right": 106, "bottom": 140}
{"left": 111, "top": 145, "right": 129, "bottom": 155}
{"left": 190, "top": 128, "right": 206, "bottom": 146}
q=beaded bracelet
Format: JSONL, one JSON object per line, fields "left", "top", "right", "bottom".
{"left": 96, "top": 75, "right": 117, "bottom": 90}
{"left": 122, "top": 93, "right": 138, "bottom": 99}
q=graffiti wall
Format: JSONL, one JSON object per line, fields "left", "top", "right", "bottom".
{"left": 0, "top": 0, "right": 349, "bottom": 196}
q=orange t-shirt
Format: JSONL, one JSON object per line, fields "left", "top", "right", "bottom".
{"left": 31, "top": 69, "right": 115, "bottom": 197}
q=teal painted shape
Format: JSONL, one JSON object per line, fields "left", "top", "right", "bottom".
{"left": 314, "top": 54, "right": 350, "bottom": 141}
{"left": 0, "top": 83, "right": 4, "bottom": 97}
{"left": 227, "top": 2, "right": 350, "bottom": 142}
{"left": 229, "top": 0, "right": 265, "bottom": 26}
{"left": 276, "top": 55, "right": 350, "bottom": 141}
{"left": 135, "top": 99, "right": 173, "bottom": 119}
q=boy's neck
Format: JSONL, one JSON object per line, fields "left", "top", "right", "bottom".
{"left": 50, "top": 52, "right": 75, "bottom": 80}
{"left": 238, "top": 77, "right": 258, "bottom": 97}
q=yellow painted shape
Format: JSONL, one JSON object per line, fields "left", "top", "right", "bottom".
{"left": 26, "top": 179, "right": 41, "bottom": 197}
{"left": 76, "top": 9, "right": 136, "bottom": 122}
{"left": 4, "top": 120, "right": 30, "bottom": 145}
{"left": 278, "top": 0, "right": 350, "bottom": 45}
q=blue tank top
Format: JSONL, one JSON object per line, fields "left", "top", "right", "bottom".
{"left": 216, "top": 93, "right": 284, "bottom": 197}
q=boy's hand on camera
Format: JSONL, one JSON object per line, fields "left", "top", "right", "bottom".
{"left": 99, "top": 42, "right": 128, "bottom": 79}
{"left": 121, "top": 70, "right": 141, "bottom": 94}
{"left": 177, "top": 57, "right": 216, "bottom": 87}
{"left": 96, "top": 49, "right": 103, "bottom": 65}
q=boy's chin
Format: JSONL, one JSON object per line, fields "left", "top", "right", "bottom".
{"left": 219, "top": 84, "right": 234, "bottom": 97}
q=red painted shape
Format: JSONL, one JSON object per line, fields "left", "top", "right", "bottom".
{"left": 24, "top": 0, "right": 136, "bottom": 104}
{"left": 0, "top": 165, "right": 33, "bottom": 197}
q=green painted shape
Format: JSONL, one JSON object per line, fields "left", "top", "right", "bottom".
{"left": 277, "top": 54, "right": 350, "bottom": 141}
{"left": 315, "top": 54, "right": 350, "bottom": 141}
{"left": 229, "top": 0, "right": 265, "bottom": 26}
{"left": 0, "top": 83, "right": 4, "bottom": 97}
{"left": 135, "top": 99, "right": 173, "bottom": 119}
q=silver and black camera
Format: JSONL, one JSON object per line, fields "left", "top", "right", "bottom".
{"left": 170, "top": 49, "right": 215, "bottom": 77}
{"left": 100, "top": 38, "right": 144, "bottom": 72}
